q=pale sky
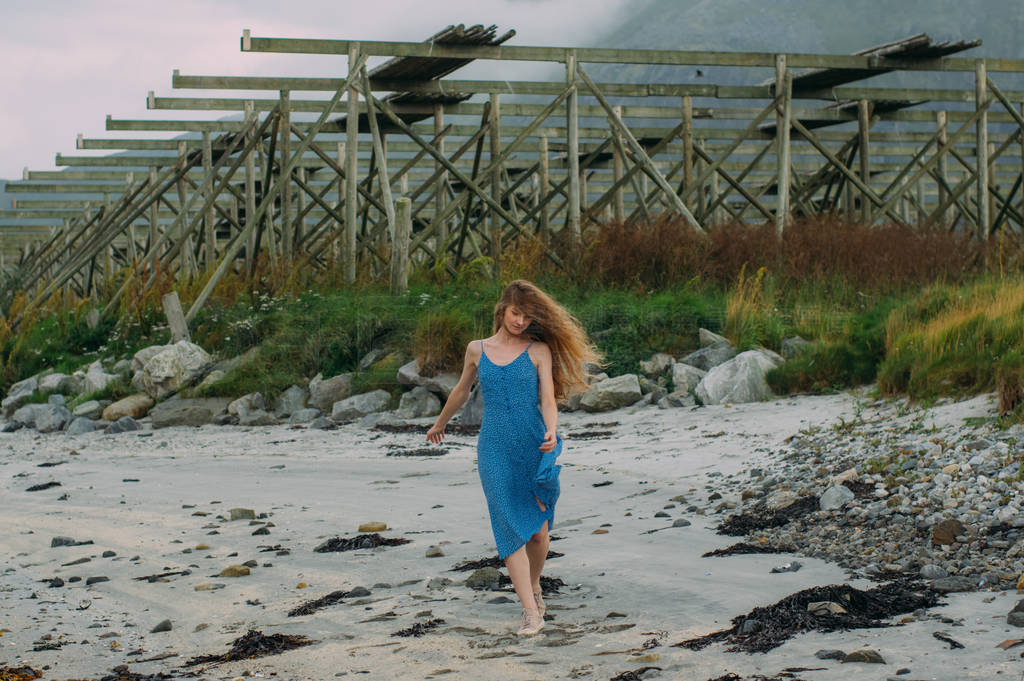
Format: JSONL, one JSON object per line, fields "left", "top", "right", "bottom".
{"left": 0, "top": 0, "right": 633, "bottom": 179}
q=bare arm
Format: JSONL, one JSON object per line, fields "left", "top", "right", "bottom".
{"left": 533, "top": 343, "right": 559, "bottom": 452}
{"left": 426, "top": 341, "right": 480, "bottom": 444}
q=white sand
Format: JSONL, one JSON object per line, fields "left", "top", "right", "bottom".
{"left": 1, "top": 391, "right": 1020, "bottom": 680}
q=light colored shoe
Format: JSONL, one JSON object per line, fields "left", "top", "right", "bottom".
{"left": 533, "top": 590, "right": 546, "bottom": 618}
{"left": 517, "top": 608, "right": 545, "bottom": 636}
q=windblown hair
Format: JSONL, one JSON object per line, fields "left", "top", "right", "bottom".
{"left": 492, "top": 280, "right": 603, "bottom": 400}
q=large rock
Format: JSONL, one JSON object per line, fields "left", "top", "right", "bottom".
{"left": 133, "top": 341, "right": 214, "bottom": 399}
{"left": 1008, "top": 600, "right": 1024, "bottom": 627}
{"left": 288, "top": 408, "right": 321, "bottom": 425}
{"left": 331, "top": 390, "right": 392, "bottom": 422}
{"left": 105, "top": 416, "right": 142, "bottom": 434}
{"left": 2, "top": 376, "right": 38, "bottom": 417}
{"left": 12, "top": 403, "right": 47, "bottom": 428}
{"left": 274, "top": 385, "right": 308, "bottom": 418}
{"left": 35, "top": 404, "right": 72, "bottom": 433}
{"left": 658, "top": 390, "right": 695, "bottom": 409}
{"left": 931, "top": 518, "right": 968, "bottom": 546}
{"left": 695, "top": 350, "right": 780, "bottom": 405}
{"left": 66, "top": 417, "right": 101, "bottom": 436}
{"left": 39, "top": 373, "right": 81, "bottom": 395}
{"left": 150, "top": 397, "right": 231, "bottom": 429}
{"left": 819, "top": 485, "right": 855, "bottom": 511}
{"left": 84, "top": 360, "right": 120, "bottom": 394}
{"left": 195, "top": 370, "right": 226, "bottom": 393}
{"left": 579, "top": 374, "right": 643, "bottom": 413}
{"left": 671, "top": 362, "right": 706, "bottom": 394}
{"left": 102, "top": 394, "right": 154, "bottom": 421}
{"left": 639, "top": 353, "right": 674, "bottom": 378}
{"left": 131, "top": 345, "right": 168, "bottom": 374}
{"left": 228, "top": 393, "right": 267, "bottom": 416}
{"left": 698, "top": 328, "right": 731, "bottom": 348}
{"left": 781, "top": 336, "right": 814, "bottom": 359}
{"left": 680, "top": 344, "right": 737, "bottom": 372}
{"left": 309, "top": 372, "right": 354, "bottom": 412}
{"left": 396, "top": 386, "right": 441, "bottom": 419}
{"left": 454, "top": 384, "right": 483, "bottom": 426}
{"left": 72, "top": 400, "right": 104, "bottom": 420}
{"left": 397, "top": 360, "right": 459, "bottom": 399}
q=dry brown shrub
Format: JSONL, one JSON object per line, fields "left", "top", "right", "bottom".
{"left": 579, "top": 216, "right": 706, "bottom": 287}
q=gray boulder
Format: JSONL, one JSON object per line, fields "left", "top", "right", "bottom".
{"left": 238, "top": 410, "right": 279, "bottom": 427}
{"left": 130, "top": 345, "right": 168, "bottom": 374}
{"left": 133, "top": 341, "right": 214, "bottom": 399}
{"left": 274, "top": 385, "right": 308, "bottom": 418}
{"left": 66, "top": 417, "right": 101, "bottom": 437}
{"left": 72, "top": 400, "right": 104, "bottom": 420}
{"left": 105, "top": 416, "right": 142, "bottom": 434}
{"left": 639, "top": 353, "right": 674, "bottom": 378}
{"left": 102, "top": 394, "right": 154, "bottom": 421}
{"left": 2, "top": 376, "right": 38, "bottom": 418}
{"left": 212, "top": 346, "right": 260, "bottom": 374}
{"left": 695, "top": 350, "right": 781, "bottom": 405}
{"left": 228, "top": 392, "right": 267, "bottom": 416}
{"left": 357, "top": 348, "right": 387, "bottom": 372}
{"left": 150, "top": 397, "right": 231, "bottom": 429}
{"left": 331, "top": 390, "right": 392, "bottom": 422}
{"left": 12, "top": 403, "right": 47, "bottom": 428}
{"left": 397, "top": 360, "right": 459, "bottom": 398}
{"left": 39, "top": 373, "right": 81, "bottom": 395}
{"left": 781, "top": 336, "right": 814, "bottom": 359}
{"left": 454, "top": 385, "right": 484, "bottom": 426}
{"left": 84, "top": 360, "right": 120, "bottom": 394}
{"left": 698, "top": 328, "right": 731, "bottom": 348}
{"left": 819, "top": 484, "right": 855, "bottom": 511}
{"left": 680, "top": 344, "right": 737, "bottom": 372}
{"left": 195, "top": 369, "right": 226, "bottom": 392}
{"left": 112, "top": 359, "right": 132, "bottom": 376}
{"left": 580, "top": 374, "right": 643, "bottom": 413}
{"left": 309, "top": 372, "right": 354, "bottom": 412}
{"left": 658, "top": 390, "right": 696, "bottom": 409}
{"left": 397, "top": 386, "right": 442, "bottom": 419}
{"left": 671, "top": 362, "right": 706, "bottom": 394}
{"left": 35, "top": 404, "right": 73, "bottom": 433}
{"left": 288, "top": 408, "right": 322, "bottom": 425}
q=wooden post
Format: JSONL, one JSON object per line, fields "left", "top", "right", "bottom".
{"left": 539, "top": 134, "right": 550, "bottom": 238}
{"left": 335, "top": 141, "right": 345, "bottom": 265}
{"left": 279, "top": 89, "right": 292, "bottom": 258}
{"left": 391, "top": 197, "right": 412, "bottom": 294}
{"left": 433, "top": 104, "right": 449, "bottom": 255}
{"left": 148, "top": 166, "right": 158, "bottom": 252}
{"left": 257, "top": 134, "right": 278, "bottom": 264}
{"left": 175, "top": 141, "right": 196, "bottom": 275}
{"left": 202, "top": 131, "right": 215, "bottom": 269}
{"left": 694, "top": 139, "right": 705, "bottom": 221}
{"left": 858, "top": 100, "right": 871, "bottom": 224}
{"left": 162, "top": 291, "right": 191, "bottom": 342}
{"left": 936, "top": 111, "right": 950, "bottom": 227}
{"left": 988, "top": 141, "right": 996, "bottom": 233}
{"left": 489, "top": 93, "right": 503, "bottom": 272}
{"left": 295, "top": 166, "right": 306, "bottom": 250}
{"left": 244, "top": 100, "right": 257, "bottom": 268}
{"left": 775, "top": 55, "right": 791, "bottom": 235}
{"left": 682, "top": 96, "right": 694, "bottom": 205}
{"left": 1020, "top": 104, "right": 1024, "bottom": 221}
{"left": 566, "top": 50, "right": 581, "bottom": 250}
{"left": 975, "top": 60, "right": 989, "bottom": 239}
{"left": 345, "top": 47, "right": 360, "bottom": 284}
{"left": 612, "top": 105, "right": 625, "bottom": 222}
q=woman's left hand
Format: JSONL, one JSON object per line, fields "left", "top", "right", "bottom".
{"left": 539, "top": 430, "right": 557, "bottom": 452}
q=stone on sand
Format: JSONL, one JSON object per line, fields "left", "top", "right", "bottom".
{"left": 101, "top": 394, "right": 154, "bottom": 421}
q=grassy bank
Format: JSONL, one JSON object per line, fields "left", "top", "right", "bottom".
{"left": 2, "top": 217, "right": 1022, "bottom": 419}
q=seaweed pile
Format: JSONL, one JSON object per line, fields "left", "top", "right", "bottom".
{"left": 184, "top": 630, "right": 315, "bottom": 666}
{"left": 288, "top": 589, "right": 353, "bottom": 617}
{"left": 392, "top": 618, "right": 445, "bottom": 637}
{"left": 374, "top": 423, "right": 480, "bottom": 436}
{"left": 313, "top": 533, "right": 411, "bottom": 552}
{"left": 497, "top": 574, "right": 566, "bottom": 593}
{"left": 716, "top": 497, "right": 819, "bottom": 536}
{"left": 675, "top": 579, "right": 940, "bottom": 653}
{"left": 702, "top": 542, "right": 798, "bottom": 558}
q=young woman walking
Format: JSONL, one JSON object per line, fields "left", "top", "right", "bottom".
{"left": 427, "top": 280, "right": 601, "bottom": 636}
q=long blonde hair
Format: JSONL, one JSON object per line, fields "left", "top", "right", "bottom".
{"left": 492, "top": 280, "right": 602, "bottom": 400}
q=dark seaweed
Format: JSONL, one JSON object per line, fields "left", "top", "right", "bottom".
{"left": 449, "top": 550, "right": 563, "bottom": 572}
{"left": 288, "top": 589, "right": 352, "bottom": 617}
{"left": 313, "top": 533, "right": 412, "bottom": 553}
{"left": 392, "top": 618, "right": 445, "bottom": 637}
{"left": 674, "top": 579, "right": 940, "bottom": 653}
{"left": 716, "top": 496, "right": 819, "bottom": 536}
{"left": 25, "top": 482, "right": 61, "bottom": 492}
{"left": 702, "top": 542, "right": 798, "bottom": 558}
{"left": 184, "top": 630, "right": 315, "bottom": 666}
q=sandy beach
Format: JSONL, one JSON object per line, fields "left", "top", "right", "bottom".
{"left": 2, "top": 390, "right": 1021, "bottom": 680}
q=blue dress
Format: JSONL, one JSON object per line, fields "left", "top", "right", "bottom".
{"left": 476, "top": 340, "right": 562, "bottom": 560}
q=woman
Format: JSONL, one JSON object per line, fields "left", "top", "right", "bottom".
{"left": 427, "top": 280, "right": 601, "bottom": 636}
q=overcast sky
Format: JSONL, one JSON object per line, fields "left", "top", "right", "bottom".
{"left": 0, "top": 0, "right": 633, "bottom": 179}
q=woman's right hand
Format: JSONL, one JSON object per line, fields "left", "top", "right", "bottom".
{"left": 426, "top": 423, "right": 445, "bottom": 444}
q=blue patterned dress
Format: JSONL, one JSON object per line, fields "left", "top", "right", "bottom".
{"left": 476, "top": 340, "right": 562, "bottom": 559}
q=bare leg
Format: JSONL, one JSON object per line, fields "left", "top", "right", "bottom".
{"left": 504, "top": 546, "right": 539, "bottom": 613}
{"left": 526, "top": 497, "right": 550, "bottom": 592}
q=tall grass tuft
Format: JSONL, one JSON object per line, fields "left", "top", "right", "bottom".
{"left": 724, "top": 265, "right": 783, "bottom": 350}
